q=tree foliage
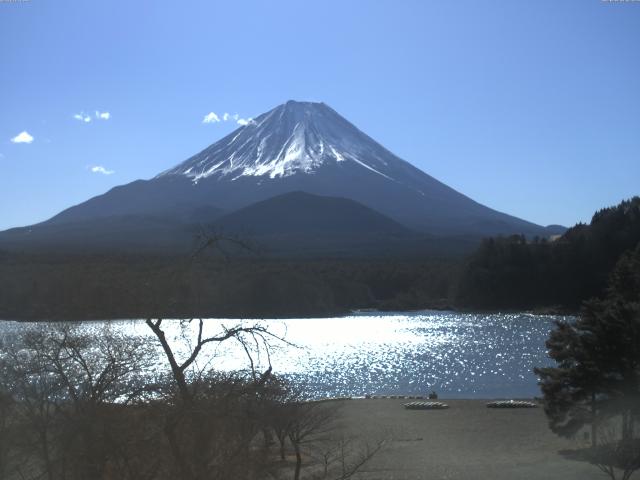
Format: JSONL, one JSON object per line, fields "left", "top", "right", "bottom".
{"left": 535, "top": 244, "right": 640, "bottom": 449}
{"left": 0, "top": 254, "right": 460, "bottom": 320}
{"left": 457, "top": 197, "right": 640, "bottom": 311}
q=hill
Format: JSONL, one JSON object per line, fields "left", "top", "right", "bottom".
{"left": 456, "top": 197, "right": 640, "bottom": 311}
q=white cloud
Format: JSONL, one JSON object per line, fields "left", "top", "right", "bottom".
{"left": 74, "top": 110, "right": 110, "bottom": 122}
{"left": 203, "top": 112, "right": 221, "bottom": 123}
{"left": 204, "top": 111, "right": 253, "bottom": 125}
{"left": 91, "top": 165, "right": 115, "bottom": 175}
{"left": 10, "top": 131, "right": 34, "bottom": 144}
{"left": 73, "top": 113, "right": 92, "bottom": 123}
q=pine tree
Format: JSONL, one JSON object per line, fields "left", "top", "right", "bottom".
{"left": 535, "top": 244, "right": 640, "bottom": 446}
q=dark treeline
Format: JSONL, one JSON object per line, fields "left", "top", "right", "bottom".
{"left": 456, "top": 197, "right": 640, "bottom": 311}
{"left": 2, "top": 197, "right": 638, "bottom": 320}
{"left": 0, "top": 252, "right": 460, "bottom": 320}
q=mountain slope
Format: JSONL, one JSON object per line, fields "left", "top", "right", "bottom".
{"left": 210, "top": 191, "right": 431, "bottom": 256}
{"left": 0, "top": 193, "right": 477, "bottom": 256}
{"left": 0, "top": 214, "right": 204, "bottom": 254}
{"left": 214, "top": 191, "right": 414, "bottom": 236}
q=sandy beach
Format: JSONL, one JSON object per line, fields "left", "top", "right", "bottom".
{"left": 335, "top": 398, "right": 602, "bottom": 480}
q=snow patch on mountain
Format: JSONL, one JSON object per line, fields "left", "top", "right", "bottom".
{"left": 157, "top": 101, "right": 400, "bottom": 183}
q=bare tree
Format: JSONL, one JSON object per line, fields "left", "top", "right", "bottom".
{"left": 311, "top": 435, "right": 386, "bottom": 480}
{"left": 267, "top": 393, "right": 385, "bottom": 480}
{"left": 144, "top": 317, "right": 286, "bottom": 480}
{"left": 0, "top": 325, "right": 153, "bottom": 480}
{"left": 586, "top": 424, "right": 640, "bottom": 480}
{"left": 286, "top": 401, "right": 341, "bottom": 480}
{"left": 144, "top": 318, "right": 279, "bottom": 403}
{"left": 0, "top": 320, "right": 385, "bottom": 480}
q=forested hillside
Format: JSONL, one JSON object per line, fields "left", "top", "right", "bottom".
{"left": 2, "top": 198, "right": 637, "bottom": 320}
{"left": 0, "top": 252, "right": 459, "bottom": 320}
{"left": 456, "top": 197, "right": 640, "bottom": 311}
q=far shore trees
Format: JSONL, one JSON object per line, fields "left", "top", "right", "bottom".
{"left": 457, "top": 197, "right": 640, "bottom": 311}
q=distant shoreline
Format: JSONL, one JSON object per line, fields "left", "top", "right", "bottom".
{"left": 0, "top": 307, "right": 576, "bottom": 323}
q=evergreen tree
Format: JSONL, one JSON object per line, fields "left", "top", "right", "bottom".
{"left": 458, "top": 197, "right": 640, "bottom": 311}
{"left": 535, "top": 244, "right": 640, "bottom": 446}
{"left": 535, "top": 319, "right": 605, "bottom": 445}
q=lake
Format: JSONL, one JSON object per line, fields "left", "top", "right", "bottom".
{"left": 0, "top": 311, "right": 568, "bottom": 399}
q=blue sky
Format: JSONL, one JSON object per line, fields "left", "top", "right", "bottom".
{"left": 1, "top": 0, "right": 639, "bottom": 230}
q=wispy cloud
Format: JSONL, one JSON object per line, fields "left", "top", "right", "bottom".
{"left": 203, "top": 112, "right": 221, "bottom": 123}
{"left": 74, "top": 111, "right": 110, "bottom": 123}
{"left": 73, "top": 113, "right": 92, "bottom": 123}
{"left": 10, "top": 131, "right": 34, "bottom": 144}
{"left": 203, "top": 111, "right": 254, "bottom": 126}
{"left": 91, "top": 165, "right": 115, "bottom": 175}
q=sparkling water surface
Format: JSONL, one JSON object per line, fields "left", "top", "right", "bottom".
{"left": 0, "top": 311, "right": 568, "bottom": 399}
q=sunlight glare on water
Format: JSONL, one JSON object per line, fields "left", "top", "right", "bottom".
{"left": 1, "top": 311, "right": 568, "bottom": 399}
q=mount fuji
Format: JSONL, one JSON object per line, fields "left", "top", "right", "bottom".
{"left": 0, "top": 100, "right": 563, "bottom": 254}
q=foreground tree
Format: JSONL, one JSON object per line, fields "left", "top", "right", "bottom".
{"left": 536, "top": 245, "right": 640, "bottom": 479}
{"left": 0, "top": 389, "right": 15, "bottom": 479}
{"left": 0, "top": 325, "right": 153, "bottom": 480}
{"left": 534, "top": 319, "right": 604, "bottom": 445}
{"left": 588, "top": 426, "right": 640, "bottom": 480}
{"left": 0, "top": 320, "right": 385, "bottom": 480}
{"left": 144, "top": 316, "right": 288, "bottom": 480}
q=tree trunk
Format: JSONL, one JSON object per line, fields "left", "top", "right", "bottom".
{"left": 164, "top": 415, "right": 195, "bottom": 480}
{"left": 145, "top": 319, "right": 192, "bottom": 403}
{"left": 293, "top": 442, "right": 302, "bottom": 480}
{"left": 262, "top": 427, "right": 274, "bottom": 448}
{"left": 39, "top": 428, "right": 55, "bottom": 480}
{"left": 622, "top": 410, "right": 631, "bottom": 442}
{"left": 591, "top": 392, "right": 597, "bottom": 447}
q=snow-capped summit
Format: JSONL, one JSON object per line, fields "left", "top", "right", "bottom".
{"left": 158, "top": 100, "right": 397, "bottom": 182}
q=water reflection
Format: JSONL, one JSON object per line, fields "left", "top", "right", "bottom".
{"left": 1, "top": 311, "right": 568, "bottom": 399}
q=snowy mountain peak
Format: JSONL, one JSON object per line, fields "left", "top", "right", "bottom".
{"left": 157, "top": 100, "right": 397, "bottom": 182}
{"left": 25, "top": 101, "right": 552, "bottom": 240}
